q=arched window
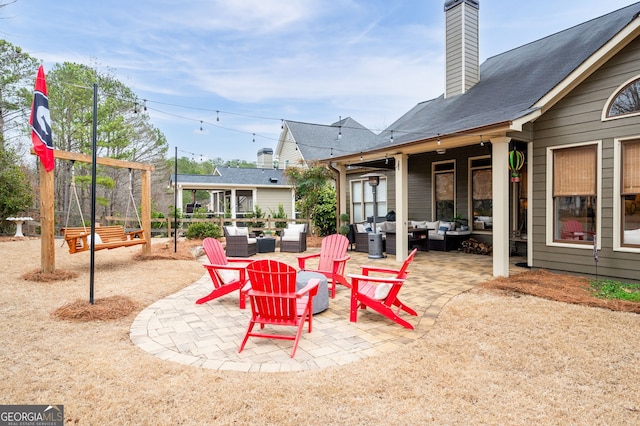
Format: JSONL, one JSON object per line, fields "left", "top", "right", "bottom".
{"left": 605, "top": 76, "right": 640, "bottom": 119}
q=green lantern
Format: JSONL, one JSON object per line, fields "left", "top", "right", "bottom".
{"left": 509, "top": 149, "right": 525, "bottom": 182}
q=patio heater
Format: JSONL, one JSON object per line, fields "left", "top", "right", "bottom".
{"left": 362, "top": 172, "right": 385, "bottom": 259}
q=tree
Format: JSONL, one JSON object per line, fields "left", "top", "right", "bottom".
{"left": 284, "top": 164, "right": 335, "bottom": 235}
{"left": 46, "top": 62, "right": 169, "bottom": 224}
{"left": 0, "top": 145, "right": 34, "bottom": 233}
{"left": 0, "top": 39, "right": 38, "bottom": 151}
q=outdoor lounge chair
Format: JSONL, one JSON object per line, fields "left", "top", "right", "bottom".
{"left": 197, "top": 238, "right": 251, "bottom": 308}
{"left": 223, "top": 225, "right": 257, "bottom": 257}
{"left": 348, "top": 248, "right": 418, "bottom": 329}
{"left": 280, "top": 223, "right": 307, "bottom": 253}
{"left": 239, "top": 259, "right": 320, "bottom": 358}
{"left": 297, "top": 234, "right": 351, "bottom": 299}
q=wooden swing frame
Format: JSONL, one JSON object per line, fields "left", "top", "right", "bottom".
{"left": 35, "top": 148, "right": 154, "bottom": 272}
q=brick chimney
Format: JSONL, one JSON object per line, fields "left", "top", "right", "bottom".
{"left": 256, "top": 148, "right": 273, "bottom": 168}
{"left": 444, "top": 0, "right": 480, "bottom": 98}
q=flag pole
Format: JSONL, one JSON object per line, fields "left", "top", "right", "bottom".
{"left": 89, "top": 83, "right": 98, "bottom": 305}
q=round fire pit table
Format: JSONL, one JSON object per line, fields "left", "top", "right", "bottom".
{"left": 296, "top": 271, "right": 329, "bottom": 314}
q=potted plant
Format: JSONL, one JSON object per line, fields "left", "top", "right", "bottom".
{"left": 339, "top": 213, "right": 350, "bottom": 236}
{"left": 450, "top": 214, "right": 468, "bottom": 231}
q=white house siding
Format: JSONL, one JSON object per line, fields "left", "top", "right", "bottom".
{"left": 255, "top": 188, "right": 294, "bottom": 221}
{"left": 277, "top": 128, "right": 305, "bottom": 169}
{"left": 531, "top": 38, "right": 640, "bottom": 282}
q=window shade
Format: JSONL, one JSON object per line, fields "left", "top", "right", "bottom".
{"left": 623, "top": 140, "right": 640, "bottom": 194}
{"left": 472, "top": 169, "right": 492, "bottom": 199}
{"left": 435, "top": 172, "right": 454, "bottom": 200}
{"left": 553, "top": 146, "right": 597, "bottom": 196}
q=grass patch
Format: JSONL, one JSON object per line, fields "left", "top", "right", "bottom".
{"left": 590, "top": 279, "right": 640, "bottom": 302}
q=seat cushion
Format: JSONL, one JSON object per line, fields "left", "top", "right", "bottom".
{"left": 374, "top": 283, "right": 392, "bottom": 300}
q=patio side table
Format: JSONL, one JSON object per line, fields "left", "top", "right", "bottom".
{"left": 256, "top": 237, "right": 276, "bottom": 253}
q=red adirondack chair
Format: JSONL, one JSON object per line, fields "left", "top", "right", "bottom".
{"left": 197, "top": 238, "right": 251, "bottom": 308}
{"left": 560, "top": 220, "right": 593, "bottom": 240}
{"left": 348, "top": 248, "right": 418, "bottom": 329}
{"left": 297, "top": 234, "right": 351, "bottom": 298}
{"left": 239, "top": 259, "right": 320, "bottom": 358}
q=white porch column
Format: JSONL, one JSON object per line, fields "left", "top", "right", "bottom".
{"left": 526, "top": 141, "right": 533, "bottom": 267}
{"left": 176, "top": 184, "right": 183, "bottom": 212}
{"left": 252, "top": 189, "right": 257, "bottom": 212}
{"left": 291, "top": 188, "right": 297, "bottom": 221}
{"left": 395, "top": 153, "right": 409, "bottom": 261}
{"left": 208, "top": 190, "right": 214, "bottom": 212}
{"left": 491, "top": 137, "right": 511, "bottom": 277}
{"left": 231, "top": 188, "right": 237, "bottom": 218}
{"left": 337, "top": 163, "right": 347, "bottom": 218}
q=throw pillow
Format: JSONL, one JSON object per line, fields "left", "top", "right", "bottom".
{"left": 426, "top": 220, "right": 439, "bottom": 230}
{"left": 216, "top": 268, "right": 239, "bottom": 284}
{"left": 437, "top": 224, "right": 450, "bottom": 235}
{"left": 356, "top": 223, "right": 367, "bottom": 233}
{"left": 87, "top": 233, "right": 103, "bottom": 245}
{"left": 225, "top": 226, "right": 237, "bottom": 236}
{"left": 288, "top": 224, "right": 306, "bottom": 233}
{"left": 236, "top": 227, "right": 249, "bottom": 236}
{"left": 374, "top": 283, "right": 392, "bottom": 300}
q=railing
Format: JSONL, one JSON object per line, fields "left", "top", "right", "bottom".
{"left": 104, "top": 215, "right": 310, "bottom": 237}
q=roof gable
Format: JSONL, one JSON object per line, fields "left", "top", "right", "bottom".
{"left": 372, "top": 2, "right": 640, "bottom": 149}
{"left": 286, "top": 117, "right": 376, "bottom": 161}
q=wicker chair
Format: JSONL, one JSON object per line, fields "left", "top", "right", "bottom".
{"left": 223, "top": 226, "right": 257, "bottom": 257}
{"left": 280, "top": 223, "right": 308, "bottom": 253}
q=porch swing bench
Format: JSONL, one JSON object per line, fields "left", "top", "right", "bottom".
{"left": 62, "top": 226, "right": 146, "bottom": 254}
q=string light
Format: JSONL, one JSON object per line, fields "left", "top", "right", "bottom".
{"left": 216, "top": 110, "right": 220, "bottom": 122}
{"left": 437, "top": 133, "right": 441, "bottom": 145}
{"left": 134, "top": 102, "right": 138, "bottom": 114}
{"left": 330, "top": 147, "right": 334, "bottom": 157}
{"left": 252, "top": 133, "right": 255, "bottom": 143}
{"left": 338, "top": 115, "right": 342, "bottom": 140}
{"left": 480, "top": 134, "right": 484, "bottom": 147}
{"left": 390, "top": 130, "right": 394, "bottom": 144}
{"left": 281, "top": 119, "right": 284, "bottom": 129}
{"left": 199, "top": 120, "right": 203, "bottom": 132}
{"left": 385, "top": 154, "right": 389, "bottom": 165}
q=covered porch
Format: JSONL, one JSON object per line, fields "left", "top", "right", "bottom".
{"left": 330, "top": 127, "right": 533, "bottom": 278}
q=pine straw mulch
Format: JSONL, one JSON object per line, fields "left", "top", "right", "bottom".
{"left": 480, "top": 269, "right": 640, "bottom": 313}
{"left": 51, "top": 295, "right": 140, "bottom": 322}
{"left": 21, "top": 238, "right": 205, "bottom": 322}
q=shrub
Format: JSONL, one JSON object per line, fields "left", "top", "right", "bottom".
{"left": 186, "top": 222, "right": 221, "bottom": 240}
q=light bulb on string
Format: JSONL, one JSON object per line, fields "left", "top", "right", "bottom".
{"left": 252, "top": 133, "right": 255, "bottom": 143}
{"left": 281, "top": 119, "right": 284, "bottom": 129}
{"left": 480, "top": 134, "right": 484, "bottom": 147}
{"left": 200, "top": 121, "right": 203, "bottom": 132}
{"left": 390, "top": 130, "right": 394, "bottom": 144}
{"left": 338, "top": 115, "right": 342, "bottom": 140}
{"left": 437, "top": 133, "right": 441, "bottom": 145}
{"left": 143, "top": 100, "right": 147, "bottom": 111}
{"left": 330, "top": 147, "right": 333, "bottom": 157}
{"left": 216, "top": 110, "right": 220, "bottom": 122}
{"left": 134, "top": 102, "right": 138, "bottom": 114}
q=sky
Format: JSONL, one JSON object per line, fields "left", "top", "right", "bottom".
{"left": 2, "top": 0, "right": 639, "bottom": 164}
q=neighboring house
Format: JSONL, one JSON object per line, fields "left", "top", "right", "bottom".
{"left": 274, "top": 117, "right": 376, "bottom": 169}
{"left": 170, "top": 149, "right": 296, "bottom": 220}
{"left": 322, "top": 0, "right": 640, "bottom": 282}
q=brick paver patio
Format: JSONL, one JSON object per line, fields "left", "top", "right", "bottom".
{"left": 131, "top": 248, "right": 525, "bottom": 372}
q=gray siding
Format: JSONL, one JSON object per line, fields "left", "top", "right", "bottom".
{"left": 531, "top": 38, "right": 640, "bottom": 282}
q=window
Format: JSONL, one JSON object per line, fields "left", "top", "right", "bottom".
{"left": 552, "top": 145, "right": 597, "bottom": 243}
{"left": 621, "top": 140, "right": 640, "bottom": 246}
{"left": 470, "top": 156, "right": 492, "bottom": 231}
{"left": 433, "top": 161, "right": 455, "bottom": 220}
{"left": 351, "top": 177, "right": 387, "bottom": 223}
{"left": 605, "top": 77, "right": 640, "bottom": 118}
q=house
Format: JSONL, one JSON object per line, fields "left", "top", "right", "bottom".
{"left": 274, "top": 117, "right": 376, "bottom": 169}
{"left": 170, "top": 149, "right": 296, "bottom": 220}
{"left": 322, "top": 0, "right": 640, "bottom": 282}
